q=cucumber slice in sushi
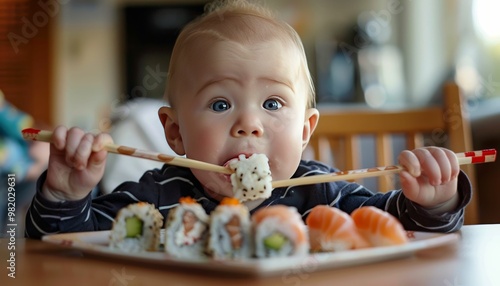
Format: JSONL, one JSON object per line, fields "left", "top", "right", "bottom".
{"left": 110, "top": 202, "right": 163, "bottom": 252}
{"left": 125, "top": 216, "right": 143, "bottom": 238}
{"left": 264, "top": 233, "right": 288, "bottom": 250}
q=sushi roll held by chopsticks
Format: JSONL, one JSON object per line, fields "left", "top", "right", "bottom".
{"left": 109, "top": 202, "right": 163, "bottom": 252}
{"left": 228, "top": 154, "right": 273, "bottom": 202}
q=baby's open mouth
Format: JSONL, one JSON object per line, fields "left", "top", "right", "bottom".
{"left": 221, "top": 155, "right": 248, "bottom": 183}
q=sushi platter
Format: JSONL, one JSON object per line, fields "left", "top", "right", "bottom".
{"left": 42, "top": 229, "right": 459, "bottom": 277}
{"left": 27, "top": 131, "right": 480, "bottom": 276}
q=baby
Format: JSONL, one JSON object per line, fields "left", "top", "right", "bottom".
{"left": 26, "top": 0, "right": 471, "bottom": 238}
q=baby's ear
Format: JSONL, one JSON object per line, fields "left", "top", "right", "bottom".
{"left": 158, "top": 107, "right": 185, "bottom": 155}
{"left": 302, "top": 108, "right": 319, "bottom": 150}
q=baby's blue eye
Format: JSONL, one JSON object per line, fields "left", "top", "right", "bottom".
{"left": 263, "top": 99, "right": 282, "bottom": 110}
{"left": 210, "top": 100, "right": 230, "bottom": 112}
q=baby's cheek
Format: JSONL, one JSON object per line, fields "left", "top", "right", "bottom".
{"left": 185, "top": 133, "right": 220, "bottom": 161}
{"left": 266, "top": 116, "right": 288, "bottom": 134}
{"left": 196, "top": 171, "right": 233, "bottom": 197}
{"left": 269, "top": 148, "right": 302, "bottom": 181}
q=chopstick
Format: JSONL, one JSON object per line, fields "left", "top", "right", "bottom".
{"left": 21, "top": 128, "right": 496, "bottom": 187}
{"left": 271, "top": 149, "right": 497, "bottom": 188}
{"left": 21, "top": 128, "right": 232, "bottom": 175}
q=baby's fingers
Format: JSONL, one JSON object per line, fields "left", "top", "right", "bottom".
{"left": 64, "top": 127, "right": 87, "bottom": 168}
{"left": 51, "top": 125, "right": 68, "bottom": 150}
{"left": 401, "top": 147, "right": 453, "bottom": 186}
{"left": 87, "top": 133, "right": 113, "bottom": 168}
{"left": 398, "top": 150, "right": 421, "bottom": 177}
{"left": 72, "top": 132, "right": 95, "bottom": 170}
{"left": 443, "top": 148, "right": 460, "bottom": 182}
{"left": 91, "top": 133, "right": 113, "bottom": 152}
{"left": 411, "top": 148, "right": 443, "bottom": 185}
{"left": 420, "top": 147, "right": 453, "bottom": 185}
{"left": 399, "top": 171, "right": 420, "bottom": 198}
{"left": 73, "top": 132, "right": 113, "bottom": 169}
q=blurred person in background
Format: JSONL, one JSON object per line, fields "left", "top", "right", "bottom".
{"left": 0, "top": 90, "right": 49, "bottom": 237}
{"left": 99, "top": 97, "right": 179, "bottom": 195}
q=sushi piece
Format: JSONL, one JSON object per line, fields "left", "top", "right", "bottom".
{"left": 164, "top": 197, "right": 209, "bottom": 258}
{"left": 252, "top": 205, "right": 309, "bottom": 258}
{"left": 109, "top": 202, "right": 163, "bottom": 252}
{"left": 351, "top": 206, "right": 408, "bottom": 246}
{"left": 207, "top": 197, "right": 252, "bottom": 259}
{"left": 306, "top": 205, "right": 369, "bottom": 252}
{"left": 228, "top": 154, "right": 273, "bottom": 202}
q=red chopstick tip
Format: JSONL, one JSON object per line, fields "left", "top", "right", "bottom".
{"left": 459, "top": 149, "right": 497, "bottom": 158}
{"left": 21, "top": 128, "right": 41, "bottom": 141}
{"left": 483, "top": 149, "right": 497, "bottom": 156}
{"left": 22, "top": 128, "right": 41, "bottom": 135}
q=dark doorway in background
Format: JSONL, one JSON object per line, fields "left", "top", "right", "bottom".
{"left": 123, "top": 4, "right": 205, "bottom": 101}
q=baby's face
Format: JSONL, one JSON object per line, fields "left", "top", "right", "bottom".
{"left": 168, "top": 38, "right": 315, "bottom": 198}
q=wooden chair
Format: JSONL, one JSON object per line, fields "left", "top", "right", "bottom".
{"left": 308, "top": 82, "right": 478, "bottom": 224}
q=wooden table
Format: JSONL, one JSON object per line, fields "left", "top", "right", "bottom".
{"left": 1, "top": 224, "right": 500, "bottom": 286}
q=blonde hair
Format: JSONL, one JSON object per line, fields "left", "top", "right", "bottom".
{"left": 165, "top": 0, "right": 316, "bottom": 108}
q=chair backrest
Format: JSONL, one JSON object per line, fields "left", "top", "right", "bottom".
{"left": 308, "top": 82, "right": 478, "bottom": 224}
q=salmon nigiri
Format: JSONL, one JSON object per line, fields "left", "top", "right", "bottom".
{"left": 306, "top": 205, "right": 370, "bottom": 252}
{"left": 351, "top": 206, "right": 408, "bottom": 246}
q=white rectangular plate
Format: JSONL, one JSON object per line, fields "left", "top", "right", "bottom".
{"left": 42, "top": 230, "right": 459, "bottom": 277}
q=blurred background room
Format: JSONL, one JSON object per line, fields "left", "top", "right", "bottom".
{"left": 1, "top": 0, "right": 499, "bottom": 230}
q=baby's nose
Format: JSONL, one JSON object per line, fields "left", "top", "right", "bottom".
{"left": 237, "top": 128, "right": 263, "bottom": 136}
{"left": 231, "top": 113, "right": 264, "bottom": 137}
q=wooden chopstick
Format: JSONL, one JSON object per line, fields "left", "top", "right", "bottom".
{"left": 22, "top": 128, "right": 496, "bottom": 188}
{"left": 271, "top": 149, "right": 497, "bottom": 188}
{"left": 21, "top": 128, "right": 232, "bottom": 175}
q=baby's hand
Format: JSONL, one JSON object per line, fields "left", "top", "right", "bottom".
{"left": 397, "top": 147, "right": 460, "bottom": 208}
{"left": 42, "top": 126, "right": 113, "bottom": 202}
